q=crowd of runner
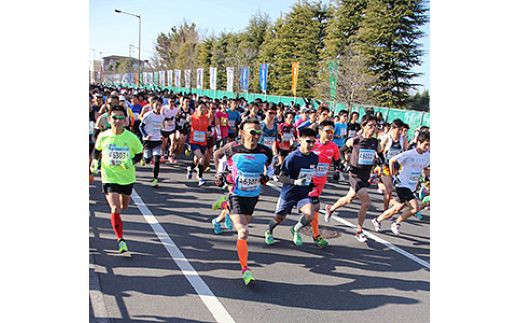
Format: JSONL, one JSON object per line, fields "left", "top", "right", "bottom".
{"left": 89, "top": 83, "right": 430, "bottom": 285}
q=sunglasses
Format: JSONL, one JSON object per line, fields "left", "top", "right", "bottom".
{"left": 323, "top": 129, "right": 334, "bottom": 133}
{"left": 268, "top": 112, "right": 277, "bottom": 115}
{"left": 366, "top": 123, "right": 377, "bottom": 128}
{"left": 249, "top": 129, "right": 262, "bottom": 136}
{"left": 111, "top": 115, "right": 125, "bottom": 120}
{"left": 304, "top": 139, "right": 315, "bottom": 144}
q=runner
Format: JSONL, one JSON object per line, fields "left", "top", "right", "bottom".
{"left": 264, "top": 127, "right": 319, "bottom": 247}
{"left": 324, "top": 115, "right": 383, "bottom": 242}
{"left": 174, "top": 97, "right": 193, "bottom": 157}
{"left": 215, "top": 101, "right": 230, "bottom": 149}
{"left": 213, "top": 118, "right": 274, "bottom": 285}
{"left": 139, "top": 99, "right": 166, "bottom": 187}
{"left": 347, "top": 111, "right": 361, "bottom": 139}
{"left": 160, "top": 96, "right": 179, "bottom": 163}
{"left": 333, "top": 110, "right": 349, "bottom": 148}
{"left": 226, "top": 99, "right": 241, "bottom": 143}
{"left": 259, "top": 105, "right": 278, "bottom": 150}
{"left": 90, "top": 105, "right": 143, "bottom": 253}
{"left": 306, "top": 120, "right": 341, "bottom": 248}
{"left": 371, "top": 131, "right": 430, "bottom": 235}
{"left": 378, "top": 119, "right": 405, "bottom": 210}
{"left": 273, "top": 111, "right": 297, "bottom": 175}
{"left": 186, "top": 102, "right": 211, "bottom": 186}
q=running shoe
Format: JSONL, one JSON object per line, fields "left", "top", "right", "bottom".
{"left": 371, "top": 218, "right": 382, "bottom": 232}
{"left": 140, "top": 158, "right": 146, "bottom": 166}
{"left": 151, "top": 178, "right": 159, "bottom": 187}
{"left": 264, "top": 231, "right": 276, "bottom": 245}
{"left": 186, "top": 166, "right": 193, "bottom": 180}
{"left": 212, "top": 195, "right": 228, "bottom": 211}
{"left": 291, "top": 226, "right": 303, "bottom": 247}
{"left": 212, "top": 218, "right": 223, "bottom": 235}
{"left": 377, "top": 188, "right": 383, "bottom": 194}
{"left": 324, "top": 205, "right": 332, "bottom": 223}
{"left": 168, "top": 156, "right": 177, "bottom": 164}
{"left": 422, "top": 195, "right": 430, "bottom": 204}
{"left": 198, "top": 179, "right": 206, "bottom": 187}
{"left": 414, "top": 211, "right": 423, "bottom": 220}
{"left": 224, "top": 213, "right": 233, "bottom": 230}
{"left": 205, "top": 166, "right": 211, "bottom": 172}
{"left": 184, "top": 146, "right": 191, "bottom": 157}
{"left": 160, "top": 156, "right": 167, "bottom": 163}
{"left": 355, "top": 231, "right": 368, "bottom": 242}
{"left": 313, "top": 235, "right": 328, "bottom": 248}
{"left": 118, "top": 239, "right": 128, "bottom": 253}
{"left": 391, "top": 222, "right": 401, "bottom": 235}
{"left": 242, "top": 269, "right": 255, "bottom": 286}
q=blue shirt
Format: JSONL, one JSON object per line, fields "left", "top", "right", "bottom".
{"left": 227, "top": 109, "right": 241, "bottom": 134}
{"left": 280, "top": 149, "right": 319, "bottom": 201}
{"left": 333, "top": 122, "right": 348, "bottom": 147}
{"left": 130, "top": 103, "right": 142, "bottom": 115}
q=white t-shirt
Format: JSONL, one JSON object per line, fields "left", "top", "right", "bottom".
{"left": 394, "top": 149, "right": 430, "bottom": 191}
{"left": 142, "top": 111, "right": 165, "bottom": 141}
{"left": 161, "top": 106, "right": 179, "bottom": 131}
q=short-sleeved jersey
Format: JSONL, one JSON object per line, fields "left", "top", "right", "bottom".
{"left": 215, "top": 110, "right": 229, "bottom": 138}
{"left": 221, "top": 142, "right": 273, "bottom": 197}
{"left": 141, "top": 111, "right": 165, "bottom": 141}
{"left": 280, "top": 149, "right": 319, "bottom": 201}
{"left": 95, "top": 129, "right": 143, "bottom": 185}
{"left": 276, "top": 123, "right": 297, "bottom": 151}
{"left": 226, "top": 109, "right": 241, "bottom": 134}
{"left": 311, "top": 139, "right": 340, "bottom": 185}
{"left": 333, "top": 122, "right": 348, "bottom": 147}
{"left": 189, "top": 114, "right": 210, "bottom": 145}
{"left": 260, "top": 121, "right": 277, "bottom": 147}
{"left": 393, "top": 149, "right": 430, "bottom": 191}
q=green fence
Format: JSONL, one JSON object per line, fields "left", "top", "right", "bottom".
{"left": 107, "top": 82, "right": 430, "bottom": 137}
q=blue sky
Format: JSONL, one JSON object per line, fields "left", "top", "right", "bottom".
{"left": 90, "top": 0, "right": 429, "bottom": 91}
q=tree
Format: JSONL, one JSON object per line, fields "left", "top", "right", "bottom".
{"left": 354, "top": 0, "right": 429, "bottom": 108}
{"left": 116, "top": 58, "right": 134, "bottom": 74}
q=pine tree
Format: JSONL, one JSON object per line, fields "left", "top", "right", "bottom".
{"left": 196, "top": 36, "right": 215, "bottom": 89}
{"left": 257, "top": 17, "right": 284, "bottom": 95}
{"left": 355, "top": 0, "right": 428, "bottom": 108}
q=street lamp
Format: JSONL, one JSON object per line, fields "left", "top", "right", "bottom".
{"left": 115, "top": 9, "right": 141, "bottom": 86}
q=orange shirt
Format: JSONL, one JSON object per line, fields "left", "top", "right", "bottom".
{"left": 189, "top": 114, "right": 209, "bottom": 146}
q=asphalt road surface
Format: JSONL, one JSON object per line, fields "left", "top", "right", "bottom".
{"left": 89, "top": 157, "right": 430, "bottom": 323}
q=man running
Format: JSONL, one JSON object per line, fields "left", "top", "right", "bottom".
{"left": 213, "top": 118, "right": 274, "bottom": 285}
{"left": 264, "top": 127, "right": 319, "bottom": 247}
{"left": 274, "top": 111, "right": 297, "bottom": 174}
{"left": 160, "top": 96, "right": 179, "bottom": 163}
{"left": 324, "top": 115, "right": 383, "bottom": 242}
{"left": 139, "top": 99, "right": 166, "bottom": 187}
{"left": 372, "top": 131, "right": 430, "bottom": 235}
{"left": 378, "top": 119, "right": 405, "bottom": 210}
{"left": 307, "top": 120, "right": 341, "bottom": 248}
{"left": 90, "top": 105, "right": 143, "bottom": 253}
{"left": 186, "top": 102, "right": 211, "bottom": 186}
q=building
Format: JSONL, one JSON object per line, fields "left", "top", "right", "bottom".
{"left": 102, "top": 55, "right": 144, "bottom": 72}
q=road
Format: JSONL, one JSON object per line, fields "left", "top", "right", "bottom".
{"left": 89, "top": 157, "right": 430, "bottom": 322}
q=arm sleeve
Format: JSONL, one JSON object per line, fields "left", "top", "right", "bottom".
{"left": 139, "top": 116, "right": 148, "bottom": 137}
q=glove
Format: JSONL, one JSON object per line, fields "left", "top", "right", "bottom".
{"left": 294, "top": 178, "right": 306, "bottom": 186}
{"left": 260, "top": 174, "right": 269, "bottom": 185}
{"left": 332, "top": 171, "right": 340, "bottom": 181}
{"left": 90, "top": 159, "right": 99, "bottom": 174}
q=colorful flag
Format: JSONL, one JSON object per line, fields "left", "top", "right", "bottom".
{"left": 240, "top": 67, "right": 249, "bottom": 92}
{"left": 184, "top": 69, "right": 191, "bottom": 88}
{"left": 291, "top": 62, "right": 299, "bottom": 96}
{"left": 209, "top": 67, "right": 217, "bottom": 90}
{"left": 226, "top": 67, "right": 234, "bottom": 92}
{"left": 196, "top": 68, "right": 204, "bottom": 89}
{"left": 259, "top": 63, "right": 268, "bottom": 93}
{"left": 174, "top": 69, "right": 181, "bottom": 87}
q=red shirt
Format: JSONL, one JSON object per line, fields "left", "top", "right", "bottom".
{"left": 189, "top": 114, "right": 209, "bottom": 146}
{"left": 311, "top": 139, "right": 340, "bottom": 185}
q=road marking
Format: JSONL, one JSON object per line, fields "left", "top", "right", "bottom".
{"left": 266, "top": 182, "right": 430, "bottom": 269}
{"left": 131, "top": 190, "right": 236, "bottom": 323}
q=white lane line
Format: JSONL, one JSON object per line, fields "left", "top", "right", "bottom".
{"left": 131, "top": 190, "right": 236, "bottom": 323}
{"left": 266, "top": 182, "right": 430, "bottom": 269}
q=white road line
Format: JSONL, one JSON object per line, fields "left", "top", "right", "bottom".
{"left": 266, "top": 182, "right": 430, "bottom": 269}
{"left": 131, "top": 190, "right": 236, "bottom": 323}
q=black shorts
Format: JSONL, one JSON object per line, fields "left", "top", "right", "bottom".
{"left": 160, "top": 129, "right": 175, "bottom": 138}
{"left": 89, "top": 141, "right": 95, "bottom": 154}
{"left": 102, "top": 183, "right": 134, "bottom": 196}
{"left": 349, "top": 171, "right": 370, "bottom": 193}
{"left": 228, "top": 195, "right": 259, "bottom": 216}
{"left": 279, "top": 149, "right": 290, "bottom": 158}
{"left": 143, "top": 140, "right": 162, "bottom": 150}
{"left": 395, "top": 187, "right": 416, "bottom": 203}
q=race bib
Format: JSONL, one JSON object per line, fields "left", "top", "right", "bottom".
{"left": 340, "top": 128, "right": 347, "bottom": 137}
{"left": 297, "top": 168, "right": 315, "bottom": 186}
{"left": 165, "top": 119, "right": 174, "bottom": 127}
{"left": 221, "top": 118, "right": 228, "bottom": 127}
{"left": 315, "top": 162, "right": 329, "bottom": 177}
{"left": 282, "top": 132, "right": 292, "bottom": 142}
{"left": 386, "top": 147, "right": 401, "bottom": 160}
{"left": 237, "top": 171, "right": 260, "bottom": 192}
{"left": 408, "top": 171, "right": 421, "bottom": 185}
{"left": 263, "top": 136, "right": 275, "bottom": 147}
{"left": 193, "top": 130, "right": 205, "bottom": 143}
{"left": 228, "top": 119, "right": 236, "bottom": 128}
{"left": 358, "top": 149, "right": 375, "bottom": 165}
{"left": 153, "top": 121, "right": 162, "bottom": 130}
{"left": 107, "top": 144, "right": 130, "bottom": 166}
{"left": 89, "top": 121, "right": 95, "bottom": 135}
